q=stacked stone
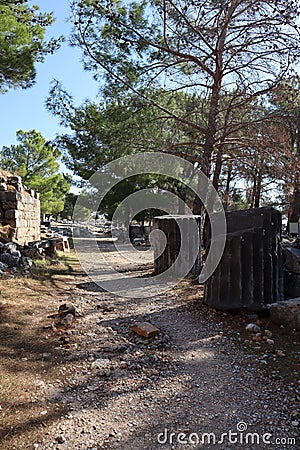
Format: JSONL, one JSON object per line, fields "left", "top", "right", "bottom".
{"left": 0, "top": 175, "right": 40, "bottom": 245}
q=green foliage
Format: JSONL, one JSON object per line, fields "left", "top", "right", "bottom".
{"left": 1, "top": 130, "right": 71, "bottom": 215}
{"left": 70, "top": 0, "right": 300, "bottom": 195}
{"left": 47, "top": 81, "right": 204, "bottom": 179}
{"left": 0, "top": 0, "right": 63, "bottom": 92}
{"left": 47, "top": 82, "right": 202, "bottom": 219}
{"left": 60, "top": 193, "right": 77, "bottom": 220}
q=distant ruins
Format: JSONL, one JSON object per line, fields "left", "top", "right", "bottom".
{"left": 0, "top": 174, "right": 40, "bottom": 245}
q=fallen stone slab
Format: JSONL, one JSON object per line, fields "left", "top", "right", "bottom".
{"left": 270, "top": 298, "right": 300, "bottom": 330}
{"left": 131, "top": 322, "right": 160, "bottom": 338}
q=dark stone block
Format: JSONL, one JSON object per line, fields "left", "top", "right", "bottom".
{"left": 284, "top": 270, "right": 300, "bottom": 299}
{"left": 283, "top": 246, "right": 300, "bottom": 274}
{"left": 204, "top": 207, "right": 283, "bottom": 311}
{"left": 153, "top": 215, "right": 201, "bottom": 278}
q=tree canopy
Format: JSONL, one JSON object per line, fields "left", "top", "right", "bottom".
{"left": 71, "top": 0, "right": 300, "bottom": 189}
{"left": 1, "top": 129, "right": 71, "bottom": 215}
{"left": 47, "top": 81, "right": 203, "bottom": 179}
{"left": 0, "top": 0, "right": 62, "bottom": 92}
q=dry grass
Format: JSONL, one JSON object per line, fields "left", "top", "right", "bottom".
{"left": 0, "top": 252, "right": 80, "bottom": 449}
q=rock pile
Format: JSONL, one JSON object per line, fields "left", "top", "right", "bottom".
{"left": 0, "top": 241, "right": 34, "bottom": 276}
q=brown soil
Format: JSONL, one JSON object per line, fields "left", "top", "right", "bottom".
{"left": 0, "top": 248, "right": 299, "bottom": 450}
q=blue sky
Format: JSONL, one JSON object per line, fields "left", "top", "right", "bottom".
{"left": 0, "top": 0, "right": 99, "bottom": 148}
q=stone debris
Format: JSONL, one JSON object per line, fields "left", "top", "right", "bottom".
{"left": 131, "top": 321, "right": 160, "bottom": 338}
{"left": 58, "top": 303, "right": 77, "bottom": 318}
{"left": 245, "top": 323, "right": 261, "bottom": 333}
{"left": 0, "top": 241, "right": 34, "bottom": 275}
{"left": 91, "top": 358, "right": 111, "bottom": 376}
{"left": 276, "top": 350, "right": 286, "bottom": 357}
{"left": 60, "top": 313, "right": 74, "bottom": 327}
{"left": 91, "top": 358, "right": 110, "bottom": 369}
{"left": 2, "top": 227, "right": 299, "bottom": 450}
{"left": 263, "top": 329, "right": 273, "bottom": 339}
{"left": 46, "top": 303, "right": 77, "bottom": 330}
{"left": 0, "top": 224, "right": 15, "bottom": 242}
{"left": 55, "top": 435, "right": 66, "bottom": 444}
{"left": 270, "top": 298, "right": 300, "bottom": 330}
{"left": 252, "top": 333, "right": 262, "bottom": 342}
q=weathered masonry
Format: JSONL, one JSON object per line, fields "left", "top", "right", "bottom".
{"left": 153, "top": 215, "right": 202, "bottom": 278}
{"left": 0, "top": 175, "right": 40, "bottom": 245}
{"left": 204, "top": 207, "right": 283, "bottom": 310}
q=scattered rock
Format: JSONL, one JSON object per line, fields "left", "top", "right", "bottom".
{"left": 87, "top": 384, "right": 99, "bottom": 391}
{"left": 91, "top": 358, "right": 110, "bottom": 369}
{"left": 263, "top": 329, "right": 272, "bottom": 339}
{"left": 245, "top": 323, "right": 261, "bottom": 333}
{"left": 0, "top": 253, "right": 19, "bottom": 268}
{"left": 19, "top": 256, "right": 34, "bottom": 268}
{"left": 270, "top": 298, "right": 300, "bottom": 330}
{"left": 131, "top": 322, "right": 160, "bottom": 338}
{"left": 0, "top": 261, "right": 8, "bottom": 273}
{"left": 55, "top": 435, "right": 66, "bottom": 444}
{"left": 60, "top": 313, "right": 74, "bottom": 327}
{"left": 58, "top": 303, "right": 77, "bottom": 318}
{"left": 276, "top": 350, "right": 286, "bottom": 357}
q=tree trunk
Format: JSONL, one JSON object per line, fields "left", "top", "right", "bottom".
{"left": 289, "top": 185, "right": 300, "bottom": 223}
{"left": 212, "top": 150, "right": 222, "bottom": 191}
{"left": 288, "top": 110, "right": 300, "bottom": 224}
{"left": 193, "top": 81, "right": 221, "bottom": 215}
{"left": 254, "top": 171, "right": 262, "bottom": 208}
{"left": 224, "top": 166, "right": 232, "bottom": 209}
{"left": 250, "top": 176, "right": 257, "bottom": 208}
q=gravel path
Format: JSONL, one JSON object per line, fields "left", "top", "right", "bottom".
{"left": 31, "top": 241, "right": 299, "bottom": 450}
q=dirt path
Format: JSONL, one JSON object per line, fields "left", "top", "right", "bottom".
{"left": 0, "top": 241, "right": 299, "bottom": 450}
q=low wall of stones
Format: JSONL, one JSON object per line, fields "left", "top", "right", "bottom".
{"left": 0, "top": 175, "right": 40, "bottom": 245}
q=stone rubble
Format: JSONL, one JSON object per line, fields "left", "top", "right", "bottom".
{"left": 270, "top": 298, "right": 300, "bottom": 331}
{"left": 26, "top": 273, "right": 299, "bottom": 450}
{"left": 0, "top": 240, "right": 34, "bottom": 276}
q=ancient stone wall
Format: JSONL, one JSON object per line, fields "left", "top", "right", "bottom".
{"left": 0, "top": 175, "right": 40, "bottom": 245}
